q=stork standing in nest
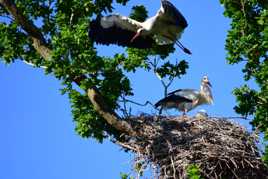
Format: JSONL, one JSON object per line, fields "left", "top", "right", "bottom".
{"left": 89, "top": 0, "right": 191, "bottom": 54}
{"left": 155, "top": 76, "right": 213, "bottom": 115}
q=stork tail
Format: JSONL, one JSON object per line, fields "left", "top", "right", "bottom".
{"left": 155, "top": 99, "right": 165, "bottom": 108}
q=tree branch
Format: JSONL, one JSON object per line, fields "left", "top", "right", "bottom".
{"left": 0, "top": 0, "right": 136, "bottom": 136}
{"left": 0, "top": 0, "right": 51, "bottom": 60}
{"left": 87, "top": 87, "right": 136, "bottom": 136}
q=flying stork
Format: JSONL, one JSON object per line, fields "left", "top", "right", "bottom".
{"left": 89, "top": 0, "right": 191, "bottom": 54}
{"left": 155, "top": 76, "right": 213, "bottom": 115}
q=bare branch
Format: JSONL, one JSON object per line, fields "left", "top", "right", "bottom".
{"left": 119, "top": 98, "right": 155, "bottom": 108}
{"left": 22, "top": 60, "right": 47, "bottom": 69}
{"left": 116, "top": 141, "right": 138, "bottom": 152}
{"left": 121, "top": 96, "right": 131, "bottom": 118}
{"left": 209, "top": 116, "right": 252, "bottom": 121}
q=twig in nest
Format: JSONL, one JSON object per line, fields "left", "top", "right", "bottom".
{"left": 116, "top": 141, "right": 138, "bottom": 152}
{"left": 119, "top": 98, "right": 155, "bottom": 108}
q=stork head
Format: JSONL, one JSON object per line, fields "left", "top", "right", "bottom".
{"left": 137, "top": 27, "right": 150, "bottom": 36}
{"left": 201, "top": 75, "right": 212, "bottom": 88}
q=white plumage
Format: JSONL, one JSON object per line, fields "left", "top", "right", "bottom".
{"left": 89, "top": 0, "right": 191, "bottom": 54}
{"left": 155, "top": 76, "right": 213, "bottom": 115}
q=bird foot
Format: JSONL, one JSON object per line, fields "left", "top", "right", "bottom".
{"left": 183, "top": 47, "right": 192, "bottom": 55}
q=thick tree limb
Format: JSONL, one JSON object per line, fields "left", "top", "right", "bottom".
{"left": 0, "top": 0, "right": 136, "bottom": 136}
{"left": 0, "top": 0, "right": 51, "bottom": 60}
{"left": 88, "top": 88, "right": 136, "bottom": 136}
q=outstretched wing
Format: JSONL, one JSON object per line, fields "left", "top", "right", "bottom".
{"left": 89, "top": 15, "right": 155, "bottom": 48}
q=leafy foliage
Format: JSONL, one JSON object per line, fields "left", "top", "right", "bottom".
{"left": 220, "top": 0, "right": 268, "bottom": 162}
{"left": 120, "top": 172, "right": 134, "bottom": 179}
{"left": 156, "top": 60, "right": 188, "bottom": 79}
{"left": 187, "top": 164, "right": 202, "bottom": 179}
{"left": 129, "top": 5, "right": 148, "bottom": 22}
{"left": 0, "top": 0, "right": 187, "bottom": 142}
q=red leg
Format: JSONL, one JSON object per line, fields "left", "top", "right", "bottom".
{"left": 130, "top": 31, "right": 141, "bottom": 42}
{"left": 192, "top": 99, "right": 199, "bottom": 107}
{"left": 182, "top": 109, "right": 187, "bottom": 118}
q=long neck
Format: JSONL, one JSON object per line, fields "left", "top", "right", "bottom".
{"left": 199, "top": 83, "right": 213, "bottom": 104}
{"left": 141, "top": 14, "right": 158, "bottom": 31}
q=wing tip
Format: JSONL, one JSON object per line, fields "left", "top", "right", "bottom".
{"left": 154, "top": 101, "right": 160, "bottom": 108}
{"left": 161, "top": 0, "right": 188, "bottom": 29}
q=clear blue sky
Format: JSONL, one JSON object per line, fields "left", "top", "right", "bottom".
{"left": 0, "top": 1, "right": 257, "bottom": 179}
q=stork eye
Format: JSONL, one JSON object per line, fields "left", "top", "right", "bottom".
{"left": 203, "top": 76, "right": 208, "bottom": 80}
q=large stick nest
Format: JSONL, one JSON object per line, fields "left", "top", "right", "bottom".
{"left": 118, "top": 115, "right": 268, "bottom": 179}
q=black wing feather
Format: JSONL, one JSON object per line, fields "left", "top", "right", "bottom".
{"left": 161, "top": 0, "right": 188, "bottom": 28}
{"left": 89, "top": 17, "right": 154, "bottom": 48}
{"left": 167, "top": 89, "right": 182, "bottom": 96}
{"left": 155, "top": 94, "right": 192, "bottom": 108}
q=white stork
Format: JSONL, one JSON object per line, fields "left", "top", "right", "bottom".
{"left": 89, "top": 0, "right": 191, "bottom": 54}
{"left": 155, "top": 76, "right": 213, "bottom": 115}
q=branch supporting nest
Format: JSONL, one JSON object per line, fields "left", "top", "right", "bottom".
{"left": 119, "top": 115, "right": 268, "bottom": 179}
